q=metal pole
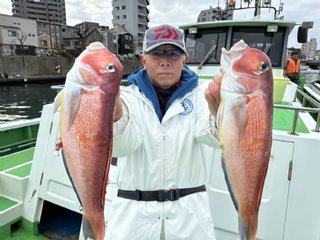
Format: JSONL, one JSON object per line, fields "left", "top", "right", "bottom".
{"left": 254, "top": 0, "right": 261, "bottom": 16}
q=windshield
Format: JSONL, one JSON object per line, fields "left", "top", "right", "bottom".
{"left": 184, "top": 25, "right": 286, "bottom": 67}
{"left": 185, "top": 28, "right": 228, "bottom": 64}
{"left": 231, "top": 26, "right": 286, "bottom": 67}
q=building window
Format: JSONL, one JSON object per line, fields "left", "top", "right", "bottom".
{"left": 8, "top": 30, "right": 17, "bottom": 37}
{"left": 122, "top": 6, "right": 126, "bottom": 9}
{"left": 64, "top": 40, "right": 71, "bottom": 46}
{"left": 115, "top": 16, "right": 119, "bottom": 19}
{"left": 122, "top": 15, "right": 126, "bottom": 19}
{"left": 115, "top": 6, "right": 119, "bottom": 10}
{"left": 40, "top": 40, "right": 48, "bottom": 46}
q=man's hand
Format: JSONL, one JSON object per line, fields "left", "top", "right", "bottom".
{"left": 204, "top": 74, "right": 222, "bottom": 117}
{"left": 114, "top": 91, "right": 123, "bottom": 122}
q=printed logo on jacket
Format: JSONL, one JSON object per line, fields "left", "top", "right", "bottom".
{"left": 180, "top": 99, "right": 193, "bottom": 115}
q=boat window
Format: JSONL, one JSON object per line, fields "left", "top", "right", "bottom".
{"left": 185, "top": 28, "right": 228, "bottom": 64}
{"left": 231, "top": 26, "right": 286, "bottom": 67}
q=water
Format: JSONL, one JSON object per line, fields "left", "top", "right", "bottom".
{"left": 0, "top": 83, "right": 63, "bottom": 124}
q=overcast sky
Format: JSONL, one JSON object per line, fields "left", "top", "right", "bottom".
{"left": 0, "top": 0, "right": 318, "bottom": 48}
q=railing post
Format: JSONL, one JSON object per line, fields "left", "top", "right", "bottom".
{"left": 289, "top": 110, "right": 299, "bottom": 135}
{"left": 314, "top": 113, "right": 320, "bottom": 132}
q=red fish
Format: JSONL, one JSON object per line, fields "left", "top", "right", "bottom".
{"left": 217, "top": 40, "right": 273, "bottom": 240}
{"left": 54, "top": 42, "right": 123, "bottom": 240}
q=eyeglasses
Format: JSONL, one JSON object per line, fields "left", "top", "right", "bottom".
{"left": 146, "top": 48, "right": 184, "bottom": 60}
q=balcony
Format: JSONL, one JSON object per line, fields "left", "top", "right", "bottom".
{"left": 138, "top": 8, "right": 148, "bottom": 16}
{"left": 138, "top": 0, "right": 150, "bottom": 6}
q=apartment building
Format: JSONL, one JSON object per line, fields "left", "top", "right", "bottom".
{"left": 302, "top": 38, "right": 317, "bottom": 60}
{"left": 12, "top": 0, "right": 66, "bottom": 25}
{"left": 112, "top": 0, "right": 150, "bottom": 53}
{"left": 11, "top": 0, "right": 66, "bottom": 48}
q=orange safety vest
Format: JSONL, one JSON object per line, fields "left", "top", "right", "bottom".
{"left": 285, "top": 58, "right": 300, "bottom": 75}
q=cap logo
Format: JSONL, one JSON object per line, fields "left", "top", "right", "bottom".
{"left": 153, "top": 27, "right": 179, "bottom": 41}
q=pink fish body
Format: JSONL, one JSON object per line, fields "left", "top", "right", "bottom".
{"left": 56, "top": 42, "right": 122, "bottom": 240}
{"left": 217, "top": 40, "right": 273, "bottom": 240}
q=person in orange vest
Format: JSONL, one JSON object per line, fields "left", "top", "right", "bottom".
{"left": 283, "top": 51, "right": 301, "bottom": 84}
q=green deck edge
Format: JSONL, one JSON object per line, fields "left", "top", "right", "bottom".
{"left": 0, "top": 148, "right": 35, "bottom": 171}
{"left": 2, "top": 218, "right": 45, "bottom": 240}
{"left": 0, "top": 196, "right": 18, "bottom": 212}
{"left": 6, "top": 163, "right": 32, "bottom": 178}
{"left": 0, "top": 125, "right": 39, "bottom": 151}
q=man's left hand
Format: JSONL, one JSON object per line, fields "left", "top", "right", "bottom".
{"left": 204, "top": 74, "right": 222, "bottom": 118}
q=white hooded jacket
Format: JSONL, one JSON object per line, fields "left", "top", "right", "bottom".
{"left": 107, "top": 79, "right": 220, "bottom": 240}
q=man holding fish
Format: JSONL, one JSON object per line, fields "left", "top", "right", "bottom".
{"left": 109, "top": 24, "right": 221, "bottom": 240}
{"left": 59, "top": 23, "right": 273, "bottom": 240}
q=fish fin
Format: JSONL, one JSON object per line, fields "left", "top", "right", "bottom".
{"left": 216, "top": 101, "right": 224, "bottom": 130}
{"left": 61, "top": 149, "right": 82, "bottom": 206}
{"left": 101, "top": 138, "right": 112, "bottom": 210}
{"left": 82, "top": 216, "right": 95, "bottom": 240}
{"left": 64, "top": 83, "right": 82, "bottom": 128}
{"left": 221, "top": 156, "right": 238, "bottom": 211}
{"left": 52, "top": 88, "right": 65, "bottom": 113}
{"left": 232, "top": 97, "right": 248, "bottom": 137}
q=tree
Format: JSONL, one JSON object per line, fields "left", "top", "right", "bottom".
{"left": 73, "top": 23, "right": 102, "bottom": 50}
{"left": 15, "top": 32, "right": 28, "bottom": 66}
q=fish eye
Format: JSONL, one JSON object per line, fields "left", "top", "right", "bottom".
{"left": 106, "top": 63, "right": 115, "bottom": 72}
{"left": 259, "top": 61, "right": 268, "bottom": 71}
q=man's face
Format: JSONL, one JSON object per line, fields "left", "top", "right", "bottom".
{"left": 291, "top": 54, "right": 299, "bottom": 61}
{"left": 141, "top": 44, "right": 187, "bottom": 89}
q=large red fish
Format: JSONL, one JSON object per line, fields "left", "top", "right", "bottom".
{"left": 54, "top": 42, "right": 123, "bottom": 240}
{"left": 217, "top": 40, "right": 273, "bottom": 240}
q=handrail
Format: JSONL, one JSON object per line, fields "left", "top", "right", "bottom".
{"left": 274, "top": 87, "right": 320, "bottom": 135}
{"left": 296, "top": 87, "right": 320, "bottom": 108}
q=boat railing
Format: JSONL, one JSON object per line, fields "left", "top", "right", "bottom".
{"left": 274, "top": 88, "right": 320, "bottom": 135}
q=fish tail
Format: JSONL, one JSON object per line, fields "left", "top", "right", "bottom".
{"left": 238, "top": 214, "right": 258, "bottom": 240}
{"left": 81, "top": 212, "right": 105, "bottom": 240}
{"left": 81, "top": 216, "right": 94, "bottom": 239}
{"left": 61, "top": 150, "right": 82, "bottom": 206}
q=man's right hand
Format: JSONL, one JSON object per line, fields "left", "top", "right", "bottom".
{"left": 204, "top": 74, "right": 222, "bottom": 118}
